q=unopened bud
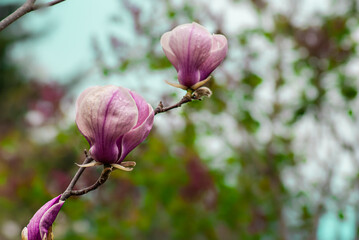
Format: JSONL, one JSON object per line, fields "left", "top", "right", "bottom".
{"left": 22, "top": 195, "right": 64, "bottom": 240}
{"left": 76, "top": 85, "right": 154, "bottom": 165}
{"left": 161, "top": 22, "right": 228, "bottom": 89}
{"left": 192, "top": 87, "right": 212, "bottom": 99}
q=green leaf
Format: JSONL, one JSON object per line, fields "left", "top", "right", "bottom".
{"left": 242, "top": 73, "right": 262, "bottom": 88}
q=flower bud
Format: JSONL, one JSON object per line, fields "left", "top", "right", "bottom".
{"left": 192, "top": 87, "right": 212, "bottom": 99}
{"left": 22, "top": 195, "right": 64, "bottom": 240}
{"left": 161, "top": 22, "right": 228, "bottom": 90}
{"left": 76, "top": 85, "right": 154, "bottom": 164}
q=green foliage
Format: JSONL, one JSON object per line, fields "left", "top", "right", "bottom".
{"left": 147, "top": 53, "right": 172, "bottom": 70}
{"left": 242, "top": 73, "right": 262, "bottom": 89}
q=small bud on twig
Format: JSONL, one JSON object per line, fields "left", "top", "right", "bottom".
{"left": 192, "top": 87, "right": 212, "bottom": 99}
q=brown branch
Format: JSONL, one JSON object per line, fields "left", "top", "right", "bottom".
{"left": 70, "top": 165, "right": 113, "bottom": 197}
{"left": 0, "top": 0, "right": 66, "bottom": 32}
{"left": 154, "top": 94, "right": 193, "bottom": 115}
{"left": 0, "top": 0, "right": 36, "bottom": 32}
{"left": 60, "top": 150, "right": 93, "bottom": 201}
{"left": 31, "top": 0, "right": 66, "bottom": 11}
{"left": 60, "top": 152, "right": 131, "bottom": 200}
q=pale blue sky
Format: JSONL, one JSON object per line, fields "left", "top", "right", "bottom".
{"left": 11, "top": 0, "right": 121, "bottom": 81}
{"left": 7, "top": 0, "right": 173, "bottom": 103}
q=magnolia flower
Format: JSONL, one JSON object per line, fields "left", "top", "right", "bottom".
{"left": 22, "top": 195, "right": 64, "bottom": 240}
{"left": 161, "top": 22, "right": 228, "bottom": 90}
{"left": 76, "top": 85, "right": 154, "bottom": 170}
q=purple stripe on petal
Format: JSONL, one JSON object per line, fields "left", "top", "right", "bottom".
{"left": 160, "top": 22, "right": 228, "bottom": 89}
{"left": 100, "top": 90, "right": 119, "bottom": 156}
{"left": 91, "top": 89, "right": 122, "bottom": 164}
{"left": 169, "top": 23, "right": 212, "bottom": 87}
{"left": 76, "top": 85, "right": 154, "bottom": 165}
{"left": 76, "top": 86, "right": 138, "bottom": 164}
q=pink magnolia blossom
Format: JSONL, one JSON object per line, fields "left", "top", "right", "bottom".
{"left": 22, "top": 195, "right": 64, "bottom": 240}
{"left": 161, "top": 22, "right": 228, "bottom": 89}
{"left": 76, "top": 85, "right": 154, "bottom": 164}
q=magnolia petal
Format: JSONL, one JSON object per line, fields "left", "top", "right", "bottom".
{"left": 199, "top": 34, "right": 228, "bottom": 80}
{"left": 75, "top": 161, "right": 102, "bottom": 168}
{"left": 169, "top": 23, "right": 212, "bottom": 87}
{"left": 27, "top": 195, "right": 62, "bottom": 240}
{"left": 76, "top": 86, "right": 154, "bottom": 165}
{"left": 39, "top": 201, "right": 64, "bottom": 239}
{"left": 75, "top": 86, "right": 98, "bottom": 113}
{"left": 77, "top": 86, "right": 138, "bottom": 164}
{"left": 118, "top": 104, "right": 154, "bottom": 162}
{"left": 160, "top": 32, "right": 179, "bottom": 70}
{"left": 75, "top": 87, "right": 99, "bottom": 146}
{"left": 129, "top": 90, "right": 150, "bottom": 128}
{"left": 169, "top": 23, "right": 212, "bottom": 66}
{"left": 161, "top": 23, "right": 228, "bottom": 89}
{"left": 111, "top": 163, "right": 134, "bottom": 171}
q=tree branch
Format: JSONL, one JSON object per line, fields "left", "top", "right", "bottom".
{"left": 31, "top": 0, "right": 66, "bottom": 11}
{"left": 60, "top": 151, "right": 136, "bottom": 201}
{"left": 154, "top": 94, "right": 193, "bottom": 115}
{"left": 60, "top": 150, "right": 93, "bottom": 201}
{"left": 0, "top": 0, "right": 36, "bottom": 32}
{"left": 69, "top": 165, "right": 113, "bottom": 197}
{"left": 0, "top": 0, "right": 66, "bottom": 32}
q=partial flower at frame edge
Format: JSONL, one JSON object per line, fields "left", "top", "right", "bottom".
{"left": 22, "top": 195, "right": 64, "bottom": 240}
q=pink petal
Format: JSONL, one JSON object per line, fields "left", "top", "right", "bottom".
{"left": 169, "top": 23, "right": 212, "bottom": 87}
{"left": 27, "top": 195, "right": 62, "bottom": 240}
{"left": 118, "top": 104, "right": 154, "bottom": 162}
{"left": 129, "top": 90, "right": 150, "bottom": 128}
{"left": 76, "top": 86, "right": 138, "bottom": 164}
{"left": 75, "top": 87, "right": 98, "bottom": 146}
{"left": 75, "top": 86, "right": 97, "bottom": 112}
{"left": 199, "top": 34, "right": 228, "bottom": 80}
{"left": 160, "top": 32, "right": 179, "bottom": 70}
{"left": 39, "top": 200, "right": 64, "bottom": 239}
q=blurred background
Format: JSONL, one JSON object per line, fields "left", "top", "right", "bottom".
{"left": 0, "top": 0, "right": 359, "bottom": 239}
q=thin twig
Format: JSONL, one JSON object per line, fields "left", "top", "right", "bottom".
{"left": 31, "top": 0, "right": 66, "bottom": 11}
{"left": 60, "top": 150, "right": 93, "bottom": 201}
{"left": 70, "top": 165, "right": 113, "bottom": 196}
{"left": 0, "top": 0, "right": 66, "bottom": 32}
{"left": 154, "top": 94, "right": 193, "bottom": 115}
{"left": 0, "top": 0, "right": 36, "bottom": 32}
